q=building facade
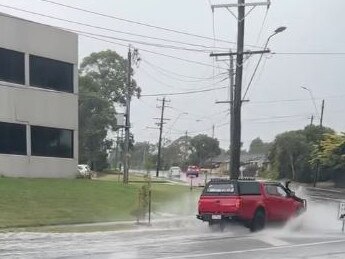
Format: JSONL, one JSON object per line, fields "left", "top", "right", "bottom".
{"left": 0, "top": 13, "right": 78, "bottom": 178}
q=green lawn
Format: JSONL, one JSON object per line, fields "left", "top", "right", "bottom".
{"left": 0, "top": 177, "right": 190, "bottom": 228}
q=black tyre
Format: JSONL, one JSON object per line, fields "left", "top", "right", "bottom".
{"left": 250, "top": 209, "right": 266, "bottom": 232}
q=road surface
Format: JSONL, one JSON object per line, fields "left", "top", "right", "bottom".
{"left": 1, "top": 187, "right": 345, "bottom": 258}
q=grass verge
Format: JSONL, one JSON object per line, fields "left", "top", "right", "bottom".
{"left": 0, "top": 177, "right": 190, "bottom": 229}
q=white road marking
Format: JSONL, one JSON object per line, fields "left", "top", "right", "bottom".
{"left": 259, "top": 235, "right": 291, "bottom": 246}
{"left": 308, "top": 187, "right": 343, "bottom": 193}
{"left": 309, "top": 195, "right": 344, "bottom": 202}
{"left": 155, "top": 239, "right": 345, "bottom": 259}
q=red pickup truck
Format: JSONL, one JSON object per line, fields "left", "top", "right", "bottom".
{"left": 197, "top": 179, "right": 306, "bottom": 231}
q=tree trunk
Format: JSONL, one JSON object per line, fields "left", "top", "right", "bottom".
{"left": 289, "top": 154, "right": 296, "bottom": 181}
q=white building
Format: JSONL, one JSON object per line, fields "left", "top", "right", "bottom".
{"left": 0, "top": 13, "right": 78, "bottom": 178}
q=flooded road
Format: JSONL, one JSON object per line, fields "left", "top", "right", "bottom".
{"left": 1, "top": 186, "right": 345, "bottom": 258}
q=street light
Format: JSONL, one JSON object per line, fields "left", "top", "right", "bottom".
{"left": 166, "top": 112, "right": 188, "bottom": 136}
{"left": 243, "top": 26, "right": 287, "bottom": 99}
{"left": 300, "top": 86, "right": 320, "bottom": 119}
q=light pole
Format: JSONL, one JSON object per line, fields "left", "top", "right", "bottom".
{"left": 301, "top": 86, "right": 320, "bottom": 119}
{"left": 300, "top": 86, "right": 325, "bottom": 187}
{"left": 243, "top": 26, "right": 287, "bottom": 99}
{"left": 166, "top": 112, "right": 188, "bottom": 137}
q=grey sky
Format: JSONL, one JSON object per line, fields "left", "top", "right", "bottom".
{"left": 1, "top": 0, "right": 345, "bottom": 150}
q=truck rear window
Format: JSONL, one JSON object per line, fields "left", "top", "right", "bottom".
{"left": 238, "top": 182, "right": 261, "bottom": 195}
{"left": 203, "top": 183, "right": 237, "bottom": 195}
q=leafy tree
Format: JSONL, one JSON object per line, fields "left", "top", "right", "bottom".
{"left": 130, "top": 142, "right": 156, "bottom": 169}
{"left": 249, "top": 137, "right": 272, "bottom": 155}
{"left": 80, "top": 49, "right": 141, "bottom": 104}
{"left": 189, "top": 134, "right": 221, "bottom": 166}
{"left": 79, "top": 50, "right": 140, "bottom": 171}
{"left": 161, "top": 136, "right": 192, "bottom": 170}
{"left": 79, "top": 76, "right": 115, "bottom": 171}
{"left": 311, "top": 133, "right": 345, "bottom": 171}
{"left": 267, "top": 125, "right": 335, "bottom": 182}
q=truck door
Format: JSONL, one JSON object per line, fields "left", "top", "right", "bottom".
{"left": 264, "top": 184, "right": 291, "bottom": 221}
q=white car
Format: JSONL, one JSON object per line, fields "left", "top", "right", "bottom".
{"left": 169, "top": 166, "right": 182, "bottom": 178}
{"left": 77, "top": 164, "right": 91, "bottom": 178}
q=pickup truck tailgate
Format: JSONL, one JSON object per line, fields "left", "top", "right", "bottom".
{"left": 199, "top": 196, "right": 241, "bottom": 214}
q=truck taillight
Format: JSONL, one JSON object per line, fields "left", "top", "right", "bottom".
{"left": 235, "top": 198, "right": 242, "bottom": 209}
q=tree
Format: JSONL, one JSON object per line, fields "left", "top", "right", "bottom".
{"left": 269, "top": 131, "right": 310, "bottom": 181}
{"left": 80, "top": 49, "right": 141, "bottom": 104}
{"left": 130, "top": 142, "right": 155, "bottom": 169}
{"left": 79, "top": 50, "right": 140, "bottom": 171}
{"left": 249, "top": 137, "right": 272, "bottom": 155}
{"left": 311, "top": 133, "right": 345, "bottom": 171}
{"left": 79, "top": 76, "right": 115, "bottom": 171}
{"left": 161, "top": 136, "right": 192, "bottom": 170}
{"left": 189, "top": 134, "right": 221, "bottom": 166}
{"left": 267, "top": 125, "right": 335, "bottom": 182}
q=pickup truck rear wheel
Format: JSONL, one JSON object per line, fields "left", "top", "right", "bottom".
{"left": 250, "top": 209, "right": 266, "bottom": 232}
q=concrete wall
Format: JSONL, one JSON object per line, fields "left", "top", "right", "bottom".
{"left": 0, "top": 13, "right": 78, "bottom": 178}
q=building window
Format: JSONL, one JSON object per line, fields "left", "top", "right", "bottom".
{"left": 31, "top": 126, "right": 73, "bottom": 158}
{"left": 0, "top": 47, "right": 25, "bottom": 85}
{"left": 29, "top": 55, "right": 74, "bottom": 93}
{"left": 0, "top": 122, "right": 27, "bottom": 155}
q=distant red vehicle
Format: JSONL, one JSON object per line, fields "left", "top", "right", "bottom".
{"left": 197, "top": 179, "right": 306, "bottom": 232}
{"left": 186, "top": 166, "right": 200, "bottom": 177}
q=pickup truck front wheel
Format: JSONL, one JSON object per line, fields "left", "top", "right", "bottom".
{"left": 250, "top": 209, "right": 266, "bottom": 232}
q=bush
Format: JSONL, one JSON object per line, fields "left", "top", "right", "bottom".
{"left": 259, "top": 169, "right": 279, "bottom": 180}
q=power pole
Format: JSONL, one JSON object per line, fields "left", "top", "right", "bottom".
{"left": 232, "top": 0, "right": 246, "bottom": 180}
{"left": 155, "top": 97, "right": 170, "bottom": 177}
{"left": 215, "top": 54, "right": 235, "bottom": 178}
{"left": 314, "top": 99, "right": 325, "bottom": 187}
{"left": 123, "top": 47, "right": 132, "bottom": 184}
{"left": 211, "top": 0, "right": 270, "bottom": 179}
{"left": 123, "top": 47, "right": 140, "bottom": 184}
{"left": 320, "top": 99, "right": 325, "bottom": 127}
{"left": 184, "top": 130, "right": 189, "bottom": 164}
{"left": 310, "top": 115, "right": 314, "bottom": 126}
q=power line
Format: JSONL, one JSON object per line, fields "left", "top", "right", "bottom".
{"left": 0, "top": 5, "right": 222, "bottom": 54}
{"left": 140, "top": 66, "right": 227, "bottom": 91}
{"left": 141, "top": 85, "right": 227, "bottom": 97}
{"left": 0, "top": 3, "right": 227, "bottom": 51}
{"left": 273, "top": 52, "right": 345, "bottom": 55}
{"left": 142, "top": 60, "right": 227, "bottom": 82}
{"left": 76, "top": 33, "right": 228, "bottom": 70}
{"left": 249, "top": 93, "right": 345, "bottom": 104}
{"left": 38, "top": 0, "right": 263, "bottom": 49}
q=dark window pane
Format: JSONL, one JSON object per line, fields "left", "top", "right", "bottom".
{"left": 0, "top": 47, "right": 25, "bottom": 85}
{"left": 31, "top": 126, "right": 73, "bottom": 158}
{"left": 202, "top": 180, "right": 238, "bottom": 196}
{"left": 0, "top": 122, "right": 26, "bottom": 155}
{"left": 30, "top": 55, "right": 73, "bottom": 93}
{"left": 238, "top": 181, "right": 261, "bottom": 195}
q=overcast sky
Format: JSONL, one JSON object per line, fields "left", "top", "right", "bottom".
{"left": 2, "top": 0, "right": 345, "bottom": 150}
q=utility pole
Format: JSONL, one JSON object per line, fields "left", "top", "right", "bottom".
{"left": 310, "top": 115, "right": 314, "bottom": 126}
{"left": 184, "top": 130, "right": 189, "bottom": 165}
{"left": 320, "top": 100, "right": 325, "bottom": 127}
{"left": 114, "top": 132, "right": 120, "bottom": 170}
{"left": 210, "top": 0, "right": 271, "bottom": 179}
{"left": 314, "top": 99, "right": 325, "bottom": 187}
{"left": 229, "top": 55, "right": 235, "bottom": 177}
{"left": 123, "top": 47, "right": 140, "bottom": 184}
{"left": 123, "top": 47, "right": 132, "bottom": 184}
{"left": 155, "top": 97, "right": 170, "bottom": 177}
{"left": 215, "top": 54, "right": 235, "bottom": 178}
{"left": 232, "top": 0, "right": 246, "bottom": 180}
